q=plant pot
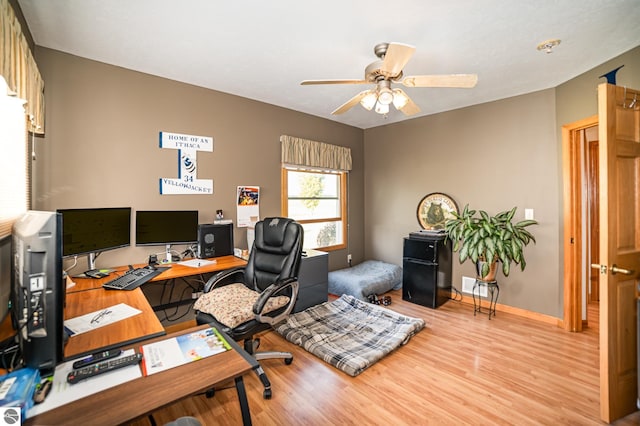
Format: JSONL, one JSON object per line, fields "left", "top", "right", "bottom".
{"left": 476, "top": 260, "right": 498, "bottom": 282}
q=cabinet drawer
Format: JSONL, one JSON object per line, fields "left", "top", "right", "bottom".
{"left": 403, "top": 237, "right": 439, "bottom": 262}
{"left": 294, "top": 282, "right": 328, "bottom": 312}
{"left": 299, "top": 251, "right": 329, "bottom": 288}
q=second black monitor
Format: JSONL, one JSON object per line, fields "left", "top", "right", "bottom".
{"left": 135, "top": 210, "right": 198, "bottom": 246}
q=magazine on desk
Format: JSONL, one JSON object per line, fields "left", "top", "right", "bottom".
{"left": 140, "top": 327, "right": 232, "bottom": 376}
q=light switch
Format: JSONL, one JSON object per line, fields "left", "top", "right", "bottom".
{"left": 525, "top": 208, "right": 534, "bottom": 220}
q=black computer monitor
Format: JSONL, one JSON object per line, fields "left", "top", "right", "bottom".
{"left": 135, "top": 210, "right": 198, "bottom": 262}
{"left": 11, "top": 211, "right": 66, "bottom": 373}
{"left": 58, "top": 207, "right": 132, "bottom": 271}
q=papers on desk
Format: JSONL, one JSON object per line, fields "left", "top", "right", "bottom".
{"left": 177, "top": 258, "right": 217, "bottom": 268}
{"left": 140, "top": 327, "right": 231, "bottom": 376}
{"left": 63, "top": 303, "right": 142, "bottom": 335}
{"left": 26, "top": 349, "right": 142, "bottom": 418}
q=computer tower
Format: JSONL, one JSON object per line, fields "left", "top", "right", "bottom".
{"left": 197, "top": 223, "right": 234, "bottom": 259}
{"left": 11, "top": 211, "right": 66, "bottom": 372}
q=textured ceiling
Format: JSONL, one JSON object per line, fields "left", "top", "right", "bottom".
{"left": 17, "top": 0, "right": 640, "bottom": 129}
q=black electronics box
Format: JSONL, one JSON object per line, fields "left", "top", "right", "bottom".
{"left": 197, "top": 223, "right": 234, "bottom": 259}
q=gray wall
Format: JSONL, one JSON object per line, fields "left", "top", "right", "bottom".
{"left": 556, "top": 46, "right": 640, "bottom": 129}
{"left": 33, "top": 47, "right": 364, "bottom": 273}
{"left": 364, "top": 89, "right": 559, "bottom": 315}
{"left": 363, "top": 45, "right": 640, "bottom": 318}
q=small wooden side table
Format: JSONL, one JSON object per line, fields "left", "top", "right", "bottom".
{"left": 472, "top": 279, "right": 499, "bottom": 319}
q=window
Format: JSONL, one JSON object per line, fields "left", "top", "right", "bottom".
{"left": 0, "top": 77, "right": 29, "bottom": 238}
{"left": 282, "top": 167, "right": 347, "bottom": 251}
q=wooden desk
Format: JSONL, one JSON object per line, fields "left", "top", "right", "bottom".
{"left": 64, "top": 288, "right": 165, "bottom": 360}
{"left": 63, "top": 255, "right": 247, "bottom": 359}
{"left": 26, "top": 325, "right": 257, "bottom": 426}
{"left": 66, "top": 255, "right": 247, "bottom": 293}
{"left": 150, "top": 255, "right": 247, "bottom": 281}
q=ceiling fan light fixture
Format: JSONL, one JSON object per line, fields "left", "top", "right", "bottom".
{"left": 360, "top": 92, "right": 377, "bottom": 110}
{"left": 303, "top": 42, "right": 477, "bottom": 117}
{"left": 374, "top": 101, "right": 389, "bottom": 114}
{"left": 377, "top": 87, "right": 394, "bottom": 105}
{"left": 536, "top": 38, "right": 561, "bottom": 54}
{"left": 392, "top": 89, "right": 408, "bottom": 109}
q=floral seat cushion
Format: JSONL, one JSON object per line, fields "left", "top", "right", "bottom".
{"left": 193, "top": 283, "right": 290, "bottom": 328}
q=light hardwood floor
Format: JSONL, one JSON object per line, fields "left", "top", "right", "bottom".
{"left": 128, "top": 291, "right": 640, "bottom": 425}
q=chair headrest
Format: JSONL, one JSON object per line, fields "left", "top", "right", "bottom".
{"left": 262, "top": 217, "right": 294, "bottom": 247}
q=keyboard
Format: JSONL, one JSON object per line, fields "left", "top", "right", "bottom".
{"left": 102, "top": 266, "right": 169, "bottom": 290}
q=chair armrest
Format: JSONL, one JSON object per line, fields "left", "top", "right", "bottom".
{"left": 253, "top": 277, "right": 299, "bottom": 325}
{"left": 203, "top": 267, "right": 245, "bottom": 293}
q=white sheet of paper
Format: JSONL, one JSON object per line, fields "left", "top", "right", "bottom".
{"left": 140, "top": 338, "right": 186, "bottom": 375}
{"left": 27, "top": 349, "right": 142, "bottom": 418}
{"left": 63, "top": 303, "right": 142, "bottom": 335}
{"left": 177, "top": 258, "right": 216, "bottom": 268}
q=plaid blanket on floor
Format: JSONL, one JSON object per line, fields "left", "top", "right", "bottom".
{"left": 274, "top": 294, "right": 425, "bottom": 376}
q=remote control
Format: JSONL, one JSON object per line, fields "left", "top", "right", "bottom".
{"left": 72, "top": 349, "right": 122, "bottom": 369}
{"left": 67, "top": 353, "right": 143, "bottom": 384}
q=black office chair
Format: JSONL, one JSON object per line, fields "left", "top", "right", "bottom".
{"left": 193, "top": 217, "right": 303, "bottom": 399}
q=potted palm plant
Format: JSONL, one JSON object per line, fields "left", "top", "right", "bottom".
{"left": 444, "top": 205, "right": 538, "bottom": 280}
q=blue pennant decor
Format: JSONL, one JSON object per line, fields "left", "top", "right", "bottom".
{"left": 599, "top": 65, "right": 624, "bottom": 85}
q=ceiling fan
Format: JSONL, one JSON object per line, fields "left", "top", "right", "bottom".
{"left": 301, "top": 42, "right": 478, "bottom": 116}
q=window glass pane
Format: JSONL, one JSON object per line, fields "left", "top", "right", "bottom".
{"left": 284, "top": 167, "right": 346, "bottom": 251}
{"left": 0, "top": 88, "right": 28, "bottom": 238}
{"left": 287, "top": 199, "right": 340, "bottom": 220}
{"left": 320, "top": 174, "right": 339, "bottom": 197}
{"left": 301, "top": 221, "right": 343, "bottom": 250}
{"left": 287, "top": 171, "right": 339, "bottom": 198}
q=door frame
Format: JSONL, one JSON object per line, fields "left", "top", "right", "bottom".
{"left": 562, "top": 115, "right": 598, "bottom": 331}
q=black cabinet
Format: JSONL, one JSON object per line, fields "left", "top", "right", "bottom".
{"left": 293, "top": 249, "right": 328, "bottom": 313}
{"left": 402, "top": 235, "right": 452, "bottom": 308}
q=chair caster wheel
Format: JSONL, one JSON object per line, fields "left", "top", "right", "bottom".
{"left": 263, "top": 389, "right": 272, "bottom": 399}
{"left": 205, "top": 388, "right": 216, "bottom": 398}
{"left": 285, "top": 357, "right": 293, "bottom": 365}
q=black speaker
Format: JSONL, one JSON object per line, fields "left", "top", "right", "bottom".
{"left": 197, "top": 223, "right": 234, "bottom": 259}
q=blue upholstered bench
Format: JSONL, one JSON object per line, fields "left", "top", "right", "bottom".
{"left": 328, "top": 260, "right": 402, "bottom": 301}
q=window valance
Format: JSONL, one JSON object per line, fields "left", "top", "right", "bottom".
{"left": 280, "top": 135, "right": 352, "bottom": 171}
{"left": 1, "top": 0, "right": 45, "bottom": 134}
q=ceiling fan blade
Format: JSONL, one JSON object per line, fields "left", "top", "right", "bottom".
{"left": 394, "top": 89, "right": 421, "bottom": 116}
{"left": 401, "top": 74, "right": 478, "bottom": 88}
{"left": 332, "top": 90, "right": 374, "bottom": 115}
{"left": 380, "top": 43, "right": 416, "bottom": 78}
{"left": 301, "top": 79, "right": 368, "bottom": 85}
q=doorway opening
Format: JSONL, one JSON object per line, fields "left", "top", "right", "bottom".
{"left": 562, "top": 115, "right": 599, "bottom": 332}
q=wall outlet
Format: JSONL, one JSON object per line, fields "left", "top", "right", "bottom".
{"left": 461, "top": 276, "right": 487, "bottom": 297}
{"left": 347, "top": 254, "right": 352, "bottom": 262}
